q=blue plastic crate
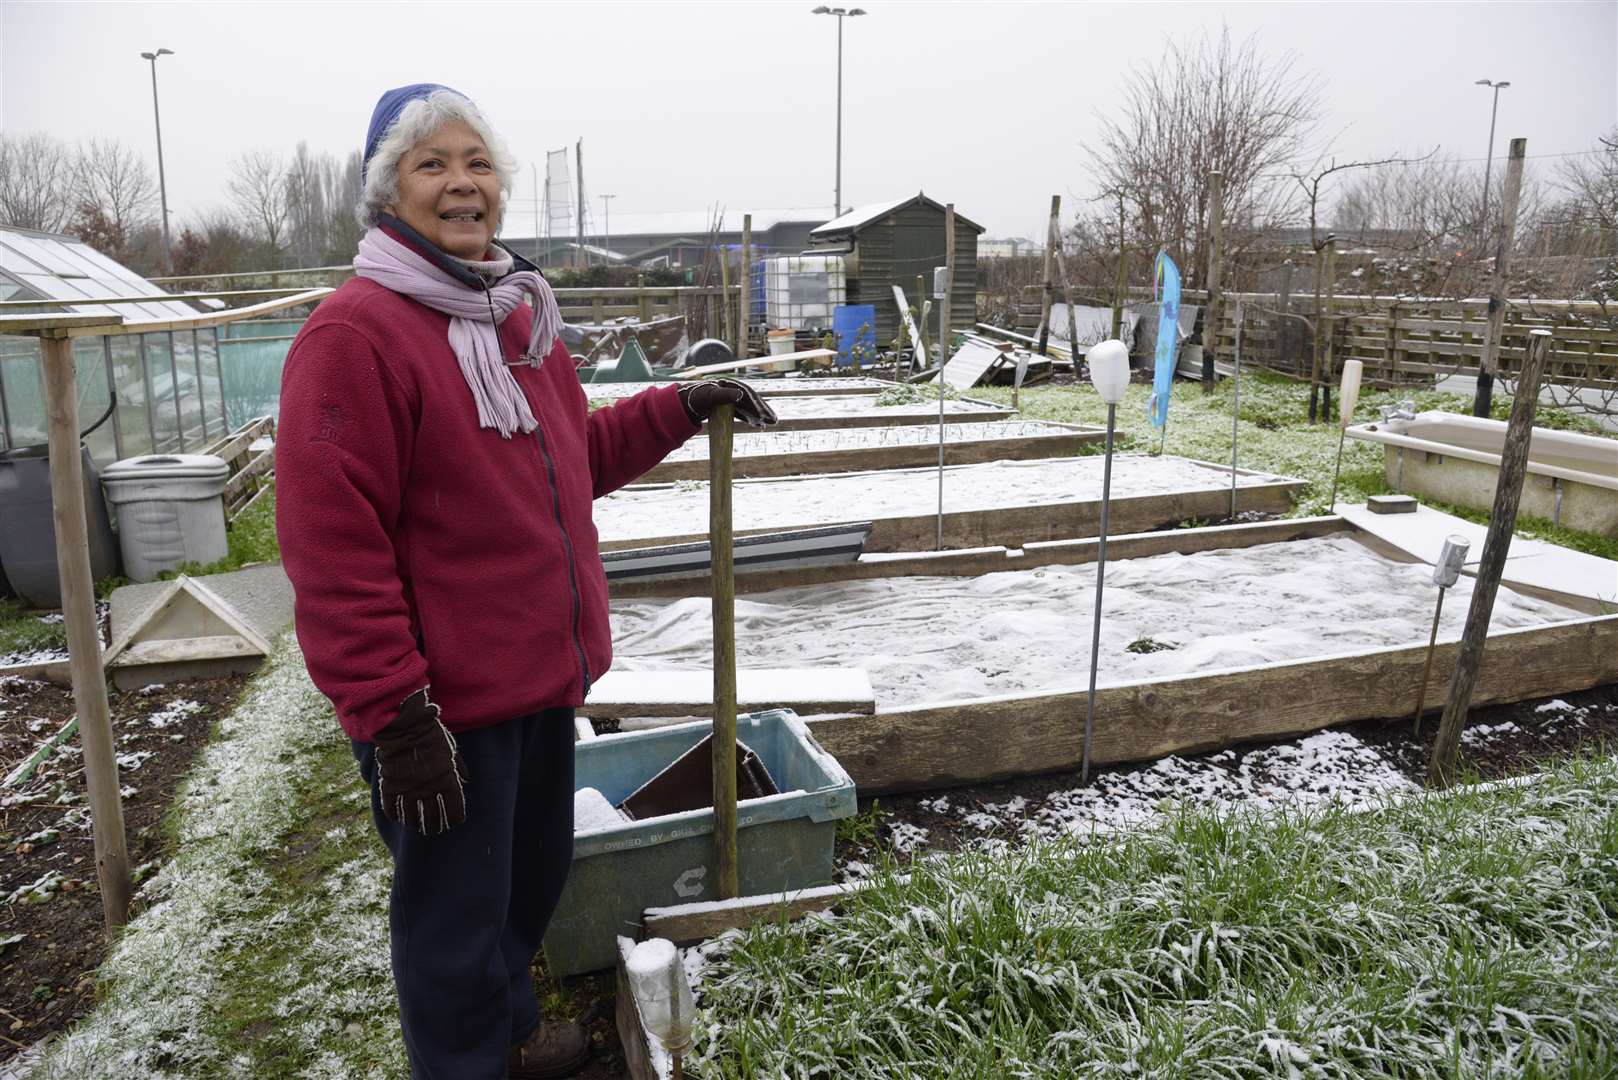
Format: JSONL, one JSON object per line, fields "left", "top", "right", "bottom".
{"left": 542, "top": 709, "right": 856, "bottom": 976}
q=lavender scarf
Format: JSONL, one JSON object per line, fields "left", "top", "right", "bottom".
{"left": 353, "top": 228, "right": 565, "bottom": 438}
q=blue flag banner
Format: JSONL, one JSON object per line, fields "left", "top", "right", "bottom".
{"left": 1148, "top": 249, "right": 1181, "bottom": 428}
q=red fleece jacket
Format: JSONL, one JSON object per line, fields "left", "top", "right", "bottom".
{"left": 275, "top": 276, "right": 700, "bottom": 741}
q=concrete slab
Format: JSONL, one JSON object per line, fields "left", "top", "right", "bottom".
{"left": 1338, "top": 502, "right": 1618, "bottom": 607}
{"left": 110, "top": 562, "right": 295, "bottom": 647}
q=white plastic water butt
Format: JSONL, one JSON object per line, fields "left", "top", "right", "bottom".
{"left": 101, "top": 454, "right": 230, "bottom": 582}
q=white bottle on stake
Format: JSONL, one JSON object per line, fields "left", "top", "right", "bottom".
{"left": 1328, "top": 358, "right": 1364, "bottom": 510}
{"left": 1081, "top": 339, "right": 1130, "bottom": 783}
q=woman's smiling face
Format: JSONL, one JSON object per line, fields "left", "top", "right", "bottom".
{"left": 388, "top": 120, "right": 500, "bottom": 259}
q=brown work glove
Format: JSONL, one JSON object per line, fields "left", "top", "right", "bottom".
{"left": 374, "top": 688, "right": 468, "bottom": 835}
{"left": 677, "top": 378, "right": 778, "bottom": 428}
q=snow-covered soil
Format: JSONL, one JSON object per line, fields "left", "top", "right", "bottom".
{"left": 655, "top": 419, "right": 1086, "bottom": 465}
{"left": 596, "top": 454, "right": 1285, "bottom": 544}
{"left": 609, "top": 534, "right": 1582, "bottom": 707}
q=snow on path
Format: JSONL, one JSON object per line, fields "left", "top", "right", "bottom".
{"left": 609, "top": 534, "right": 1582, "bottom": 707}
{"left": 595, "top": 454, "right": 1280, "bottom": 544}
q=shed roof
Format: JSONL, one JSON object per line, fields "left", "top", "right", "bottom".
{"left": 810, "top": 194, "right": 986, "bottom": 238}
{"left": 0, "top": 224, "right": 200, "bottom": 323}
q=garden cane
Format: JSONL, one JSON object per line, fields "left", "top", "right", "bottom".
{"left": 1082, "top": 339, "right": 1130, "bottom": 784}
{"left": 1413, "top": 535, "right": 1470, "bottom": 735}
{"left": 1327, "top": 358, "right": 1363, "bottom": 510}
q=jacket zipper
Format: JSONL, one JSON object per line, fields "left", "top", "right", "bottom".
{"left": 485, "top": 281, "right": 592, "bottom": 698}
{"left": 528, "top": 384, "right": 592, "bottom": 697}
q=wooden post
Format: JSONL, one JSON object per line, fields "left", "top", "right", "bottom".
{"left": 575, "top": 139, "right": 587, "bottom": 269}
{"left": 1322, "top": 238, "right": 1337, "bottom": 421}
{"left": 1474, "top": 137, "right": 1527, "bottom": 418}
{"left": 1054, "top": 248, "right": 1082, "bottom": 364}
{"left": 1035, "top": 195, "right": 1060, "bottom": 357}
{"left": 708, "top": 404, "right": 738, "bottom": 899}
{"left": 1203, "top": 171, "right": 1224, "bottom": 395}
{"left": 637, "top": 275, "right": 652, "bottom": 323}
{"left": 936, "top": 205, "right": 955, "bottom": 551}
{"left": 914, "top": 273, "right": 929, "bottom": 365}
{"left": 1110, "top": 191, "right": 1127, "bottom": 339}
{"left": 739, "top": 214, "right": 752, "bottom": 358}
{"left": 1429, "top": 329, "right": 1552, "bottom": 786}
{"left": 1277, "top": 261, "right": 1295, "bottom": 372}
{"left": 1385, "top": 299, "right": 1402, "bottom": 378}
{"left": 1308, "top": 245, "right": 1325, "bottom": 421}
{"left": 718, "top": 250, "right": 732, "bottom": 353}
{"left": 41, "top": 333, "right": 132, "bottom": 932}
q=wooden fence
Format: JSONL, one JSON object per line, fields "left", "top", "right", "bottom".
{"left": 151, "top": 268, "right": 743, "bottom": 342}
{"left": 1015, "top": 284, "right": 1618, "bottom": 391}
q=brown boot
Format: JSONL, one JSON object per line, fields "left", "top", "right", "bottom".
{"left": 509, "top": 1020, "right": 590, "bottom": 1079}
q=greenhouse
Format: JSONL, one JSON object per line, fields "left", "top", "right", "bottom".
{"left": 0, "top": 224, "right": 236, "bottom": 463}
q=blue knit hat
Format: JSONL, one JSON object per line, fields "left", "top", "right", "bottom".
{"left": 362, "top": 83, "right": 468, "bottom": 179}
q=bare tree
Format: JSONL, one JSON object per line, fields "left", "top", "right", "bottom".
{"left": 1086, "top": 28, "right": 1323, "bottom": 287}
{"left": 322, "top": 150, "right": 365, "bottom": 261}
{"left": 228, "top": 150, "right": 291, "bottom": 251}
{"left": 0, "top": 132, "right": 77, "bottom": 232}
{"left": 284, "top": 142, "right": 329, "bottom": 266}
{"left": 70, "top": 137, "right": 157, "bottom": 258}
{"left": 1547, "top": 130, "right": 1617, "bottom": 253}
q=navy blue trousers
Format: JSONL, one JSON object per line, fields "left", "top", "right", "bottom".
{"left": 353, "top": 707, "right": 576, "bottom": 1080}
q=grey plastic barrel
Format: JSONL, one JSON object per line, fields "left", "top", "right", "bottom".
{"left": 0, "top": 443, "right": 121, "bottom": 609}
{"left": 100, "top": 454, "right": 231, "bottom": 583}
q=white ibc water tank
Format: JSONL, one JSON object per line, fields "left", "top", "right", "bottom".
{"left": 101, "top": 454, "right": 231, "bottom": 582}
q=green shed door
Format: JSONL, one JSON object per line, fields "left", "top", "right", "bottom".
{"left": 891, "top": 222, "right": 937, "bottom": 301}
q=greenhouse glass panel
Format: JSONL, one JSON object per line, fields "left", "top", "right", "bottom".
{"left": 74, "top": 337, "right": 118, "bottom": 466}
{"left": 0, "top": 335, "right": 45, "bottom": 449}
{"left": 213, "top": 330, "right": 276, "bottom": 431}
{"left": 173, "top": 330, "right": 206, "bottom": 445}
{"left": 111, "top": 335, "right": 153, "bottom": 458}
{"left": 195, "top": 329, "right": 227, "bottom": 437}
{"left": 144, "top": 333, "right": 182, "bottom": 452}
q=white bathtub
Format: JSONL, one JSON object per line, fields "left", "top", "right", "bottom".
{"left": 1346, "top": 412, "right": 1618, "bottom": 537}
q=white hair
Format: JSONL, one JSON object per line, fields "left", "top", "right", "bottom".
{"left": 357, "top": 89, "right": 518, "bottom": 230}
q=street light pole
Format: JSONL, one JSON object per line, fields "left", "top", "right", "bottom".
{"left": 601, "top": 194, "right": 615, "bottom": 262}
{"left": 141, "top": 48, "right": 176, "bottom": 274}
{"left": 1475, "top": 78, "right": 1510, "bottom": 250}
{"left": 812, "top": 6, "right": 867, "bottom": 217}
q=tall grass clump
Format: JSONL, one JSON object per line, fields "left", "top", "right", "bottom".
{"left": 691, "top": 756, "right": 1618, "bottom": 1078}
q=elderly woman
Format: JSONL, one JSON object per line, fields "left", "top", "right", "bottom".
{"left": 275, "top": 83, "right": 773, "bottom": 1080}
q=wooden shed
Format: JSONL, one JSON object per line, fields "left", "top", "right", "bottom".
{"left": 807, "top": 194, "right": 984, "bottom": 349}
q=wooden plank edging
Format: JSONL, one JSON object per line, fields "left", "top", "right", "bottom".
{"left": 808, "top": 614, "right": 1618, "bottom": 795}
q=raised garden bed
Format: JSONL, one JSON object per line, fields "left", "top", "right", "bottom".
{"left": 598, "top": 455, "right": 1303, "bottom": 554}
{"left": 636, "top": 421, "right": 1102, "bottom": 483}
{"left": 607, "top": 521, "right": 1618, "bottom": 793}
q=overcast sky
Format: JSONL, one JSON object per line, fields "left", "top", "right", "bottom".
{"left": 2, "top": 1, "right": 1613, "bottom": 242}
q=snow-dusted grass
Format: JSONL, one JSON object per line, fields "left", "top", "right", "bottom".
{"left": 689, "top": 754, "right": 1618, "bottom": 1078}
{"left": 33, "top": 640, "right": 405, "bottom": 1079}
{"left": 972, "top": 371, "right": 1618, "bottom": 559}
